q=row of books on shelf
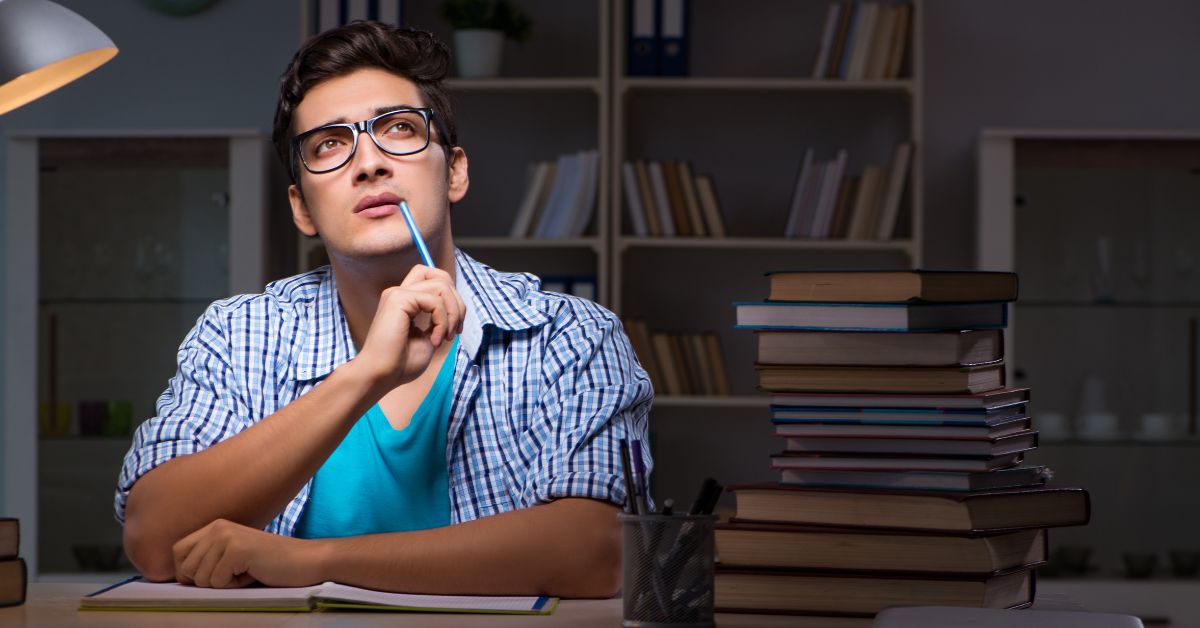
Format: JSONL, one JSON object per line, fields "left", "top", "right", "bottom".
{"left": 712, "top": 270, "right": 1089, "bottom": 619}
{"left": 621, "top": 319, "right": 729, "bottom": 397}
{"left": 812, "top": 1, "right": 913, "bottom": 80}
{"left": 620, "top": 160, "right": 727, "bottom": 238}
{"left": 509, "top": 150, "right": 599, "bottom": 239}
{"left": 784, "top": 142, "right": 912, "bottom": 241}
{"left": 1, "top": 518, "right": 25, "bottom": 608}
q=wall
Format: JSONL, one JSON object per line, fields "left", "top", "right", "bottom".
{"left": 921, "top": 0, "right": 1200, "bottom": 267}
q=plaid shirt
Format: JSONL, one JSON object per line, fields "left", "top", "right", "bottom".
{"left": 115, "top": 249, "right": 653, "bottom": 535}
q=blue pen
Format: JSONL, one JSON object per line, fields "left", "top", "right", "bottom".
{"left": 398, "top": 200, "right": 435, "bottom": 268}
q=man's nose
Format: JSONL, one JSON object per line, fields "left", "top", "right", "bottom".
{"left": 352, "top": 133, "right": 392, "bottom": 182}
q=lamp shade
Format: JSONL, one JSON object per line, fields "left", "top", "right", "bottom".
{"left": 0, "top": 0, "right": 118, "bottom": 115}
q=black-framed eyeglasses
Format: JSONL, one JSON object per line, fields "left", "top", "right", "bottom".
{"left": 289, "top": 107, "right": 449, "bottom": 177}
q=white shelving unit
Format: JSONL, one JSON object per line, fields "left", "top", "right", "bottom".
{"left": 2, "top": 131, "right": 274, "bottom": 578}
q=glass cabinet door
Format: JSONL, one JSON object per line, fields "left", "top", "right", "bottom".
{"left": 980, "top": 133, "right": 1200, "bottom": 578}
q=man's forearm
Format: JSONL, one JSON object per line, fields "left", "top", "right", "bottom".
{"left": 313, "top": 498, "right": 622, "bottom": 598}
{"left": 123, "top": 360, "right": 385, "bottom": 580}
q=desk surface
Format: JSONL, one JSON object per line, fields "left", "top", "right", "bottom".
{"left": 2, "top": 583, "right": 827, "bottom": 627}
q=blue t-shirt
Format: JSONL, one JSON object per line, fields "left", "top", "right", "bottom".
{"left": 295, "top": 338, "right": 459, "bottom": 538}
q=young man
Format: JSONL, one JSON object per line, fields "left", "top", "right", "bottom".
{"left": 115, "top": 22, "right": 653, "bottom": 597}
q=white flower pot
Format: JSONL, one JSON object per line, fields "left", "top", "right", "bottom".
{"left": 453, "top": 29, "right": 504, "bottom": 78}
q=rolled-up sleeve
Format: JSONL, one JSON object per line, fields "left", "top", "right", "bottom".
{"left": 113, "top": 304, "right": 246, "bottom": 523}
{"left": 521, "top": 303, "right": 654, "bottom": 508}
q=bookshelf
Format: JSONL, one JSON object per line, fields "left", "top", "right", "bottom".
{"left": 608, "top": 1, "right": 924, "bottom": 503}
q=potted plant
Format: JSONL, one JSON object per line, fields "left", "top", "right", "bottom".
{"left": 442, "top": 0, "right": 532, "bottom": 78}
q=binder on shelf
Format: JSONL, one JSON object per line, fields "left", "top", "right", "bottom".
{"left": 628, "top": 0, "right": 658, "bottom": 76}
{"left": 658, "top": 0, "right": 690, "bottom": 76}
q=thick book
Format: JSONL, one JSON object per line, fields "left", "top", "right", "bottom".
{"left": 0, "top": 558, "right": 26, "bottom": 609}
{"left": 773, "top": 411, "right": 1029, "bottom": 435}
{"left": 771, "top": 451, "right": 1025, "bottom": 474}
{"left": 776, "top": 418, "right": 1031, "bottom": 441}
{"left": 874, "top": 605, "right": 1144, "bottom": 628}
{"left": 778, "top": 466, "right": 1049, "bottom": 493}
{"left": 80, "top": 578, "right": 557, "bottom": 614}
{"left": 770, "top": 388, "right": 1030, "bottom": 411}
{"left": 755, "top": 362, "right": 1005, "bottom": 394}
{"left": 756, "top": 329, "right": 1002, "bottom": 367}
{"left": 714, "top": 566, "right": 1034, "bottom": 616}
{"left": 715, "top": 522, "right": 1047, "bottom": 574}
{"left": 735, "top": 301, "right": 1008, "bottom": 332}
{"left": 780, "top": 430, "right": 1039, "bottom": 458}
{"left": 729, "top": 484, "right": 1091, "bottom": 533}
{"left": 765, "top": 270, "right": 1019, "bottom": 303}
{"left": 0, "top": 518, "right": 16, "bottom": 559}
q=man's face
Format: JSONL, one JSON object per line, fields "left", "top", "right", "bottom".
{"left": 287, "top": 67, "right": 467, "bottom": 261}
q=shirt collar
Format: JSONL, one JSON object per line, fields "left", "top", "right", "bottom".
{"left": 294, "top": 249, "right": 550, "bottom": 381}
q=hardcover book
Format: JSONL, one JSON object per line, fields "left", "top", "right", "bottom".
{"left": 729, "top": 484, "right": 1091, "bottom": 533}
{"left": 715, "top": 522, "right": 1047, "bottom": 574}
{"left": 764, "top": 270, "right": 1019, "bottom": 303}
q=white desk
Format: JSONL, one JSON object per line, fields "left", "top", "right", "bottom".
{"left": 0, "top": 583, "right": 821, "bottom": 627}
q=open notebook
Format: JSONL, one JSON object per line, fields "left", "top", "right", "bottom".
{"left": 80, "top": 577, "right": 557, "bottom": 614}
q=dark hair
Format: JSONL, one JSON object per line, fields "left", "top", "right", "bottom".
{"left": 272, "top": 22, "right": 458, "bottom": 181}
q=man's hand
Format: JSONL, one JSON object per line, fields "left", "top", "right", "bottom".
{"left": 353, "top": 264, "right": 466, "bottom": 391}
{"left": 173, "top": 519, "right": 323, "bottom": 588}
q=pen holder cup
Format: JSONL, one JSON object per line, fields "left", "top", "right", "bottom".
{"left": 620, "top": 513, "right": 717, "bottom": 628}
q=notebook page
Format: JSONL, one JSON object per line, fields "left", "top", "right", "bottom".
{"left": 83, "top": 580, "right": 318, "bottom": 609}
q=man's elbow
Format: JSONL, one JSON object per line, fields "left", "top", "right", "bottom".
{"left": 122, "top": 518, "right": 175, "bottom": 582}
{"left": 554, "top": 520, "right": 622, "bottom": 598}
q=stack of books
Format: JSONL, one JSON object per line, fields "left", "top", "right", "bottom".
{"left": 0, "top": 518, "right": 25, "bottom": 608}
{"left": 717, "top": 270, "right": 1091, "bottom": 620}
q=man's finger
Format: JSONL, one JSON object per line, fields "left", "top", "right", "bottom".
{"left": 190, "top": 540, "right": 226, "bottom": 588}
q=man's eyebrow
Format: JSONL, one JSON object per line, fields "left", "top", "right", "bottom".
{"left": 309, "top": 104, "right": 420, "bottom": 130}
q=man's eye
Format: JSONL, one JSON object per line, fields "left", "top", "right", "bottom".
{"left": 385, "top": 121, "right": 414, "bottom": 135}
{"left": 314, "top": 137, "right": 345, "bottom": 154}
